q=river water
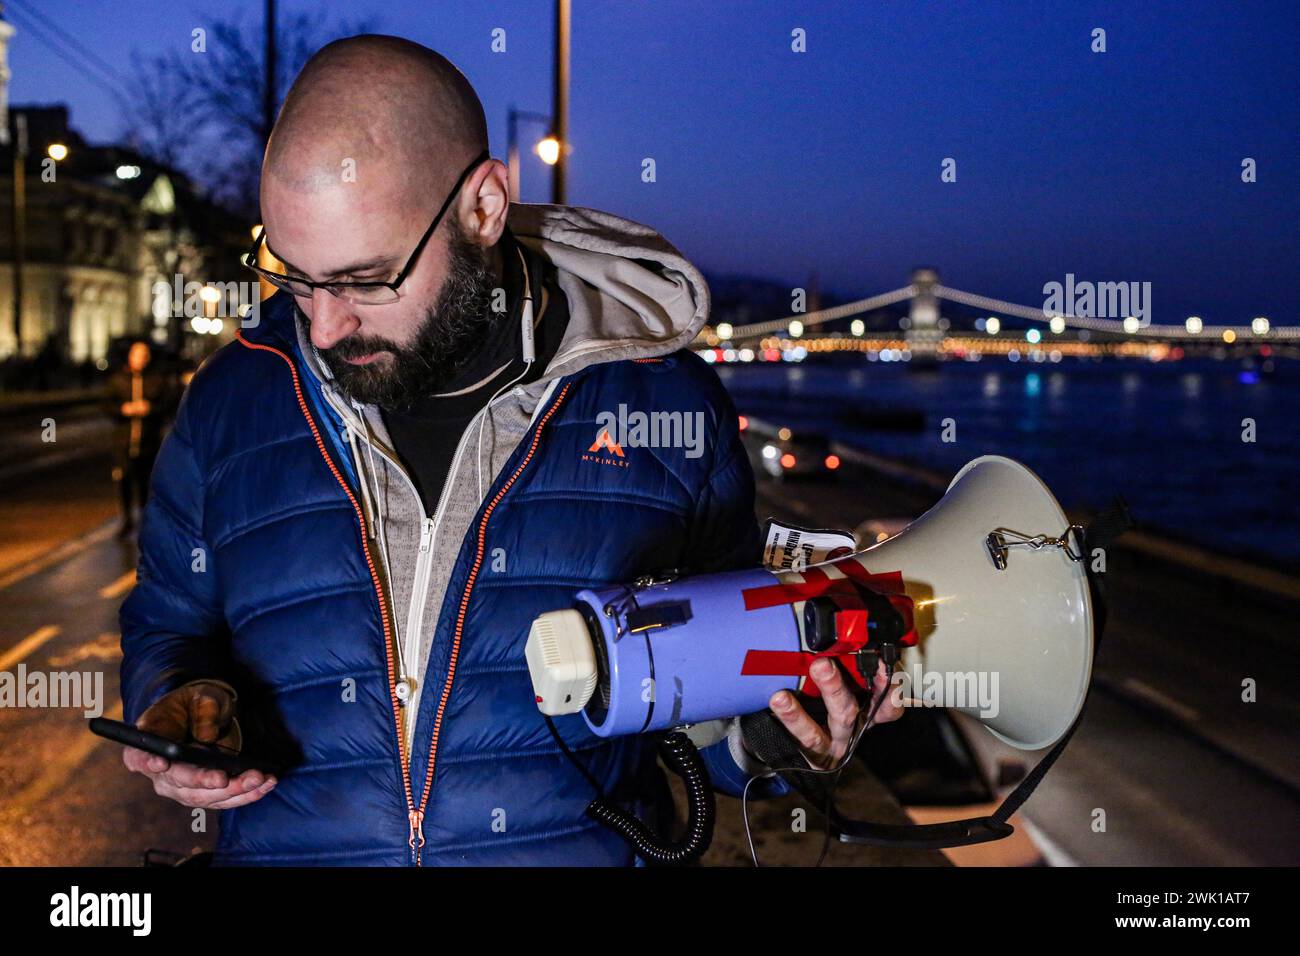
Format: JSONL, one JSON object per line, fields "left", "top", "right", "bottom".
{"left": 716, "top": 356, "right": 1298, "bottom": 569}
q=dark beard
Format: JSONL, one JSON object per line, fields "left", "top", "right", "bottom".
{"left": 298, "top": 219, "right": 497, "bottom": 410}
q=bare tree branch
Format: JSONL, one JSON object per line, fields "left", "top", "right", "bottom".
{"left": 120, "top": 13, "right": 377, "bottom": 217}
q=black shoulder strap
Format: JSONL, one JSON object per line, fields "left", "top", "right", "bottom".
{"left": 740, "top": 497, "right": 1131, "bottom": 851}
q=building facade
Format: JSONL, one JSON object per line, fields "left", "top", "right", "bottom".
{"left": 0, "top": 14, "right": 248, "bottom": 369}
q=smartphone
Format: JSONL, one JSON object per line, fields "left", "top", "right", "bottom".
{"left": 89, "top": 717, "right": 261, "bottom": 777}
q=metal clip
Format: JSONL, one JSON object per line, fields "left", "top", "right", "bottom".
{"left": 602, "top": 571, "right": 682, "bottom": 643}
{"left": 631, "top": 569, "right": 680, "bottom": 590}
{"left": 985, "top": 525, "right": 1085, "bottom": 570}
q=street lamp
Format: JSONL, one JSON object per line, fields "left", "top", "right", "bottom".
{"left": 505, "top": 1, "right": 570, "bottom": 204}
{"left": 535, "top": 136, "right": 561, "bottom": 166}
{"left": 506, "top": 107, "right": 556, "bottom": 202}
{"left": 47, "top": 143, "right": 68, "bottom": 161}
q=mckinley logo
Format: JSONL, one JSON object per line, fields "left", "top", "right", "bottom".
{"left": 585, "top": 405, "right": 706, "bottom": 466}
{"left": 583, "top": 428, "right": 629, "bottom": 468}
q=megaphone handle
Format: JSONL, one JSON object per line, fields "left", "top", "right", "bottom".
{"left": 833, "top": 814, "right": 1014, "bottom": 849}
{"left": 739, "top": 691, "right": 1092, "bottom": 852}
{"left": 840, "top": 698, "right": 1089, "bottom": 849}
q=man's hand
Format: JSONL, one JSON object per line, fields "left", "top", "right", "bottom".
{"left": 768, "top": 657, "right": 903, "bottom": 770}
{"left": 122, "top": 682, "right": 276, "bottom": 809}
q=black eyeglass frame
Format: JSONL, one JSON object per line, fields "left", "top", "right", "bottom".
{"left": 241, "top": 148, "right": 492, "bottom": 302}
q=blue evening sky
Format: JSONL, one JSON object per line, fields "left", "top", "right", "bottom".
{"left": 9, "top": 0, "right": 1297, "bottom": 323}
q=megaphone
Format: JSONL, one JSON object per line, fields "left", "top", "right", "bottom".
{"left": 527, "top": 455, "right": 1094, "bottom": 753}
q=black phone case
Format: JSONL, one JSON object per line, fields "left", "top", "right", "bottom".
{"left": 88, "top": 717, "right": 259, "bottom": 776}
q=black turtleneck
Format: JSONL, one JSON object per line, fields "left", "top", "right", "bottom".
{"left": 380, "top": 226, "right": 569, "bottom": 513}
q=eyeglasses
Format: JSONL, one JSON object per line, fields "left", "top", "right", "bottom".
{"left": 241, "top": 149, "right": 491, "bottom": 305}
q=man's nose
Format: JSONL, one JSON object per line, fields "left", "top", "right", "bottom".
{"left": 307, "top": 289, "right": 359, "bottom": 351}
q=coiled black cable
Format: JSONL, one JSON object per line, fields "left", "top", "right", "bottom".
{"left": 546, "top": 718, "right": 715, "bottom": 866}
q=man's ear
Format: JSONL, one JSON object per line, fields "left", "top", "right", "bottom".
{"left": 459, "top": 157, "right": 510, "bottom": 248}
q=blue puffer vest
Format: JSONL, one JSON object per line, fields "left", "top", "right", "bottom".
{"left": 120, "top": 291, "right": 763, "bottom": 865}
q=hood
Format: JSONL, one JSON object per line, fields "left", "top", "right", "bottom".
{"left": 505, "top": 202, "right": 711, "bottom": 378}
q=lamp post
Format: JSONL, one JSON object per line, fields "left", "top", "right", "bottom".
{"left": 506, "top": 107, "right": 554, "bottom": 202}
{"left": 552, "top": 0, "right": 570, "bottom": 205}
{"left": 9, "top": 110, "right": 24, "bottom": 351}
{"left": 262, "top": 0, "right": 276, "bottom": 146}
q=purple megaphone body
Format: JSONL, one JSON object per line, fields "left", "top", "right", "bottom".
{"left": 568, "top": 568, "right": 799, "bottom": 736}
{"left": 526, "top": 557, "right": 915, "bottom": 738}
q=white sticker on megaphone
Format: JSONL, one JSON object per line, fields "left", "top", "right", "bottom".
{"left": 761, "top": 519, "right": 857, "bottom": 572}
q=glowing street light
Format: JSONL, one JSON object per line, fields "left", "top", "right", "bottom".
{"left": 1251, "top": 317, "right": 1270, "bottom": 335}
{"left": 715, "top": 322, "right": 733, "bottom": 340}
{"left": 1185, "top": 316, "right": 1203, "bottom": 334}
{"left": 1049, "top": 315, "right": 1066, "bottom": 334}
{"left": 788, "top": 319, "right": 804, "bottom": 338}
{"left": 535, "top": 136, "right": 561, "bottom": 166}
{"left": 985, "top": 317, "right": 1001, "bottom": 335}
{"left": 47, "top": 143, "right": 68, "bottom": 161}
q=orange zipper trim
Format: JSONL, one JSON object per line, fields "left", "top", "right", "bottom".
{"left": 412, "top": 381, "right": 573, "bottom": 865}
{"left": 235, "top": 334, "right": 417, "bottom": 831}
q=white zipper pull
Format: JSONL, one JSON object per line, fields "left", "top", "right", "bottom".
{"left": 397, "top": 517, "right": 436, "bottom": 712}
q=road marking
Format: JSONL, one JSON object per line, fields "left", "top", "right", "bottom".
{"left": 0, "top": 519, "right": 117, "bottom": 592}
{"left": 0, "top": 625, "right": 60, "bottom": 671}
{"left": 2, "top": 700, "right": 124, "bottom": 813}
{"left": 48, "top": 633, "right": 122, "bottom": 667}
{"left": 1019, "top": 815, "right": 1080, "bottom": 868}
{"left": 1123, "top": 529, "right": 1300, "bottom": 603}
{"left": 0, "top": 446, "right": 103, "bottom": 483}
{"left": 99, "top": 570, "right": 136, "bottom": 600}
{"left": 1121, "top": 677, "right": 1200, "bottom": 723}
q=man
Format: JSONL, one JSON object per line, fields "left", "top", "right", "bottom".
{"left": 120, "top": 35, "right": 898, "bottom": 865}
{"left": 103, "top": 340, "right": 176, "bottom": 536}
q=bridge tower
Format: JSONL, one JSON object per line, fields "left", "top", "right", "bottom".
{"left": 905, "top": 268, "right": 943, "bottom": 363}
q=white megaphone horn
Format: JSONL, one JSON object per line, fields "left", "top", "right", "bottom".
{"left": 854, "top": 453, "right": 1094, "bottom": 750}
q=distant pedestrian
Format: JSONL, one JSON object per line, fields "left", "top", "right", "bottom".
{"left": 104, "top": 341, "right": 177, "bottom": 536}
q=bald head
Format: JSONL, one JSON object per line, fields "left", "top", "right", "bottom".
{"left": 259, "top": 36, "right": 511, "bottom": 406}
{"left": 264, "top": 34, "right": 487, "bottom": 197}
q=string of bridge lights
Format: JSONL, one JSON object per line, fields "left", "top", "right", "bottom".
{"left": 715, "top": 284, "right": 1293, "bottom": 343}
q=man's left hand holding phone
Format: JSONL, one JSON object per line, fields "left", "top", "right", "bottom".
{"left": 120, "top": 681, "right": 277, "bottom": 809}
